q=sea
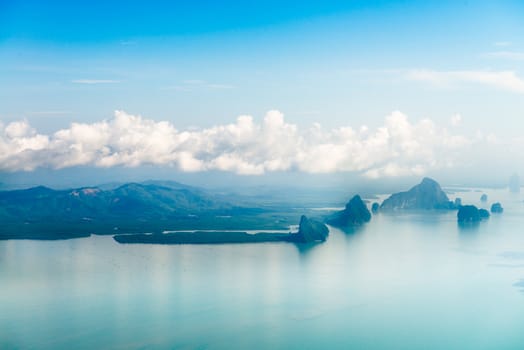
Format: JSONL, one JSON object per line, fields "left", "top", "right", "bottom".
{"left": 2, "top": 188, "right": 524, "bottom": 349}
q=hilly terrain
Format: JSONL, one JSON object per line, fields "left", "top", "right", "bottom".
{"left": 0, "top": 182, "right": 300, "bottom": 239}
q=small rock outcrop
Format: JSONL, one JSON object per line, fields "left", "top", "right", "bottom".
{"left": 326, "top": 195, "right": 371, "bottom": 228}
{"left": 454, "top": 198, "right": 462, "bottom": 207}
{"left": 371, "top": 202, "right": 380, "bottom": 213}
{"left": 491, "top": 202, "right": 504, "bottom": 214}
{"left": 480, "top": 194, "right": 488, "bottom": 202}
{"left": 296, "top": 215, "right": 329, "bottom": 243}
{"left": 479, "top": 208, "right": 490, "bottom": 219}
{"left": 380, "top": 177, "right": 455, "bottom": 210}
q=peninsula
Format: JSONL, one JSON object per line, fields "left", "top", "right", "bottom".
{"left": 113, "top": 215, "right": 329, "bottom": 244}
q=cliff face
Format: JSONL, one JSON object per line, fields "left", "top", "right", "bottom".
{"left": 326, "top": 195, "right": 371, "bottom": 228}
{"left": 380, "top": 178, "right": 455, "bottom": 210}
{"left": 296, "top": 215, "right": 329, "bottom": 242}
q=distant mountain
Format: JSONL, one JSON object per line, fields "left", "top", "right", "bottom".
{"left": 0, "top": 183, "right": 231, "bottom": 221}
{"left": 0, "top": 182, "right": 250, "bottom": 239}
{"left": 141, "top": 180, "right": 203, "bottom": 192}
{"left": 380, "top": 177, "right": 455, "bottom": 210}
{"left": 326, "top": 195, "right": 371, "bottom": 228}
{"left": 108, "top": 183, "right": 227, "bottom": 218}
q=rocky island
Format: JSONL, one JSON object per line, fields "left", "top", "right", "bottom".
{"left": 114, "top": 215, "right": 329, "bottom": 245}
{"left": 491, "top": 202, "right": 504, "bottom": 213}
{"left": 380, "top": 177, "right": 455, "bottom": 210}
{"left": 295, "top": 215, "right": 329, "bottom": 242}
{"left": 326, "top": 195, "right": 371, "bottom": 228}
{"left": 479, "top": 208, "right": 490, "bottom": 219}
{"left": 457, "top": 205, "right": 490, "bottom": 223}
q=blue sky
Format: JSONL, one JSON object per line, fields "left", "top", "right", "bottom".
{"left": 1, "top": 0, "right": 523, "bottom": 127}
{"left": 1, "top": 0, "right": 524, "bottom": 183}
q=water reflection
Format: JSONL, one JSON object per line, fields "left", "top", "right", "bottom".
{"left": 335, "top": 225, "right": 366, "bottom": 235}
{"left": 293, "top": 241, "right": 322, "bottom": 257}
{"left": 457, "top": 221, "right": 481, "bottom": 232}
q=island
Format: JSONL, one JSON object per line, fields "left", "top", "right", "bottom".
{"left": 295, "top": 215, "right": 329, "bottom": 242}
{"left": 113, "top": 215, "right": 329, "bottom": 244}
{"left": 326, "top": 195, "right": 371, "bottom": 228}
{"left": 491, "top": 202, "right": 504, "bottom": 213}
{"left": 380, "top": 177, "right": 455, "bottom": 210}
{"left": 457, "top": 205, "right": 490, "bottom": 223}
{"left": 479, "top": 208, "right": 490, "bottom": 219}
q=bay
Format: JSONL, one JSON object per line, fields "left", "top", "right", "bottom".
{"left": 2, "top": 189, "right": 524, "bottom": 349}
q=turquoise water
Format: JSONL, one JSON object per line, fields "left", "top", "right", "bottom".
{"left": 2, "top": 189, "right": 524, "bottom": 349}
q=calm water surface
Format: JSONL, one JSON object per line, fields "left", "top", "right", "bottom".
{"left": 2, "top": 189, "right": 524, "bottom": 349}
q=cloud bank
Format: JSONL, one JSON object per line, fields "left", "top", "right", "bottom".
{"left": 0, "top": 110, "right": 478, "bottom": 178}
{"left": 407, "top": 69, "right": 524, "bottom": 94}
{"left": 485, "top": 51, "right": 524, "bottom": 61}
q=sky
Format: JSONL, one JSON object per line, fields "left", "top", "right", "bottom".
{"left": 1, "top": 0, "right": 524, "bottom": 187}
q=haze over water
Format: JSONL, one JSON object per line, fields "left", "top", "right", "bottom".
{"left": 2, "top": 188, "right": 524, "bottom": 349}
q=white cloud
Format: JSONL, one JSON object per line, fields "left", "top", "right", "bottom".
{"left": 494, "top": 41, "right": 512, "bottom": 47}
{"left": 5, "top": 120, "right": 34, "bottom": 138}
{"left": 183, "top": 80, "right": 206, "bottom": 85}
{"left": 406, "top": 69, "right": 524, "bottom": 94}
{"left": 0, "top": 110, "right": 480, "bottom": 177}
{"left": 164, "top": 80, "right": 235, "bottom": 91}
{"left": 450, "top": 114, "right": 462, "bottom": 127}
{"left": 28, "top": 110, "right": 72, "bottom": 116}
{"left": 205, "top": 83, "right": 235, "bottom": 89}
{"left": 485, "top": 51, "right": 524, "bottom": 60}
{"left": 72, "top": 79, "right": 120, "bottom": 84}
